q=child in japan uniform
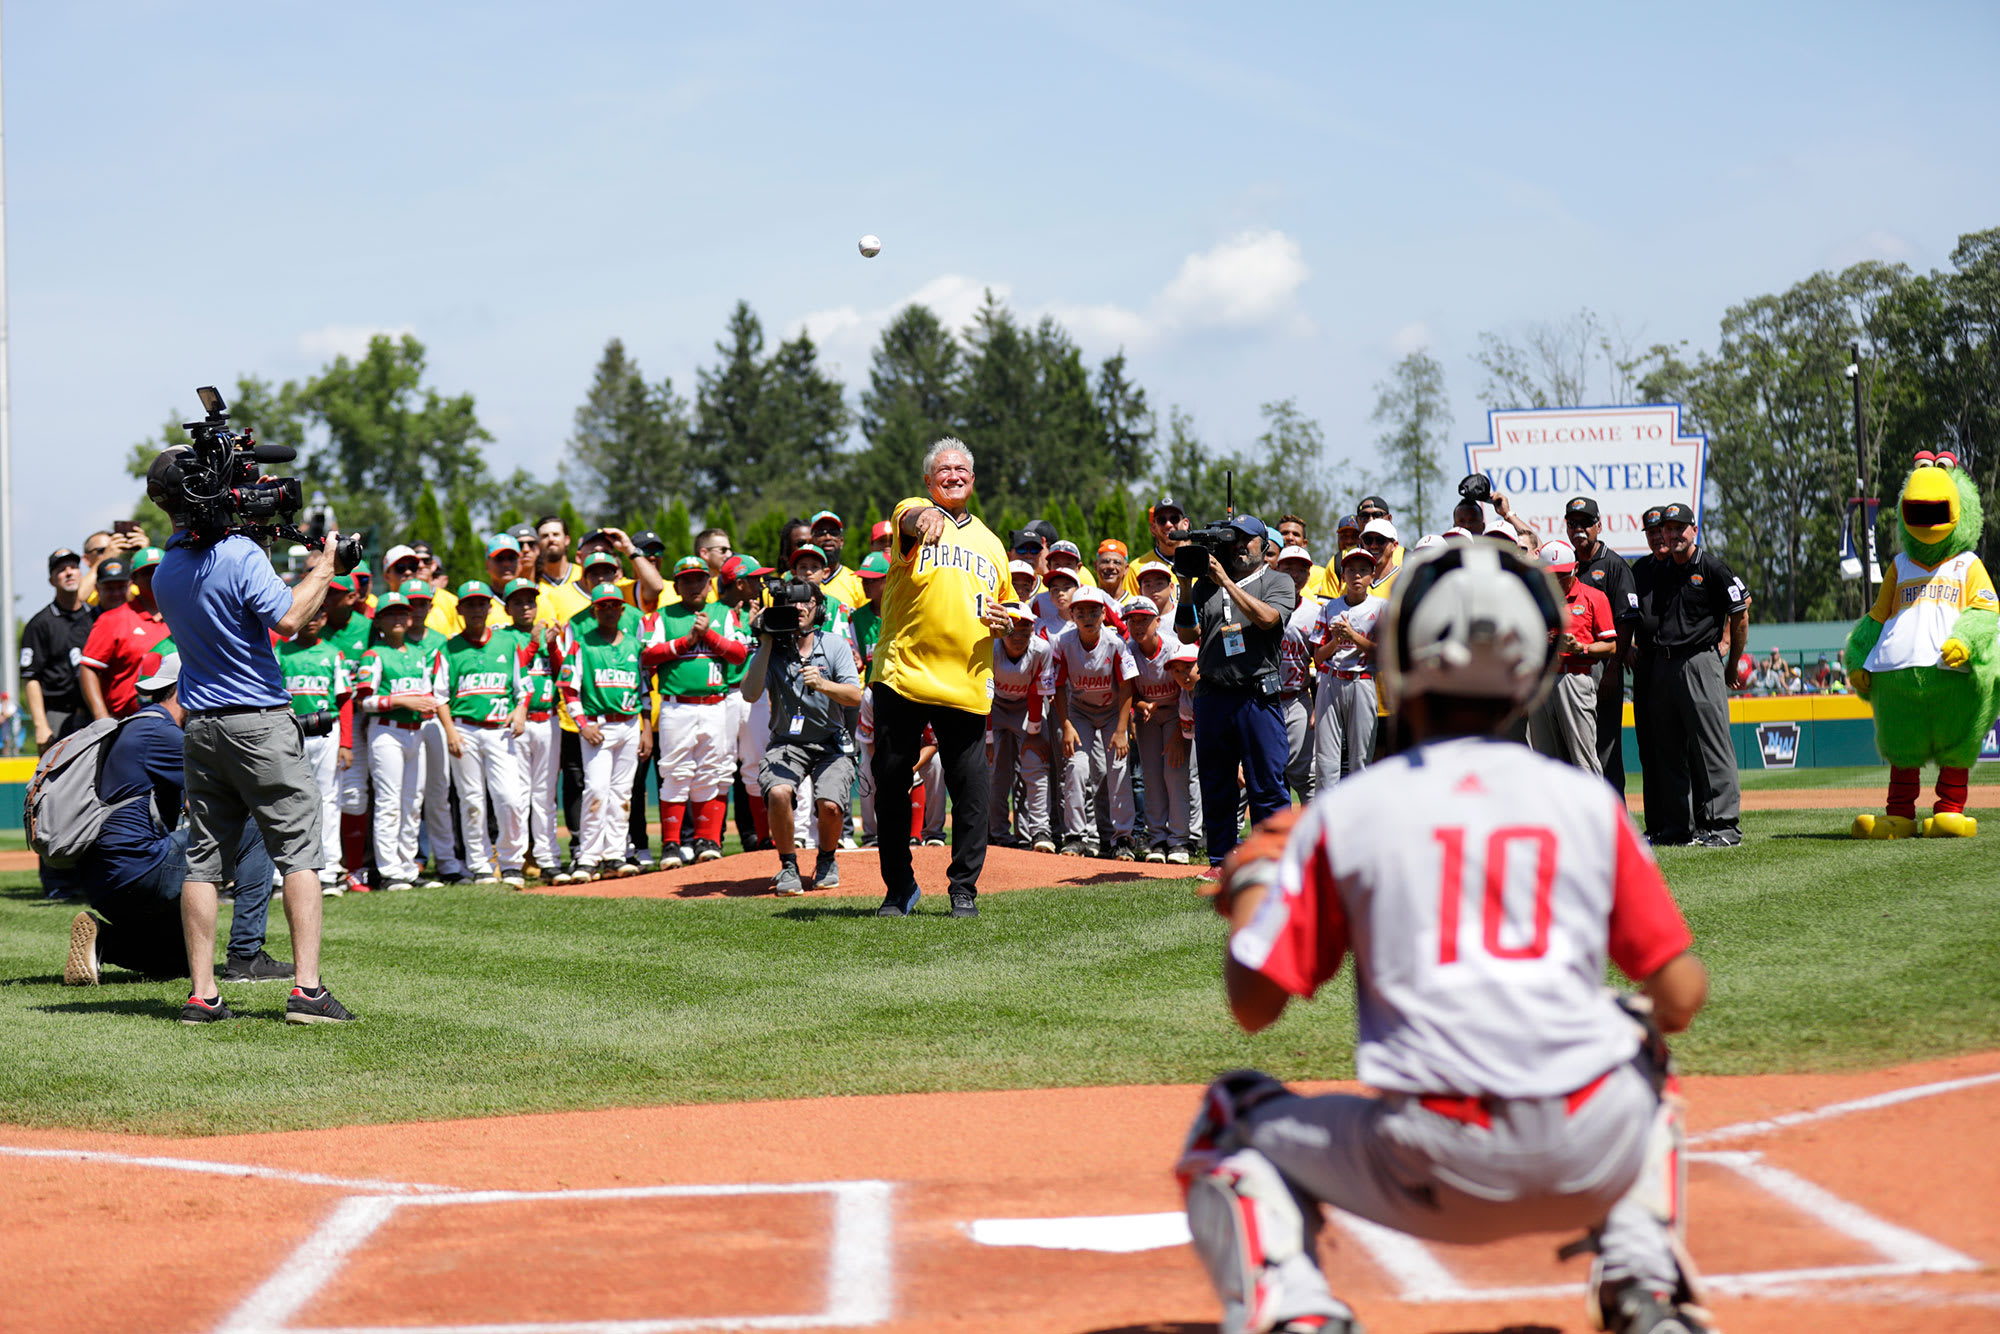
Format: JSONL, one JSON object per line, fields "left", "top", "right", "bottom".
{"left": 986, "top": 610, "right": 1054, "bottom": 850}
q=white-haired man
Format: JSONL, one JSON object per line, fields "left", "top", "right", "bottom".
{"left": 869, "top": 439, "right": 1012, "bottom": 917}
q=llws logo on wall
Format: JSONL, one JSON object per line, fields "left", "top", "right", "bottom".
{"left": 1756, "top": 722, "right": 1801, "bottom": 770}
{"left": 1465, "top": 403, "right": 1707, "bottom": 558}
{"left": 1981, "top": 722, "right": 2000, "bottom": 764}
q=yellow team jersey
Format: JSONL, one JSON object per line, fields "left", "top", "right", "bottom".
{"left": 536, "top": 569, "right": 594, "bottom": 732}
{"left": 821, "top": 565, "right": 866, "bottom": 610}
{"left": 1119, "top": 547, "right": 1177, "bottom": 598}
{"left": 873, "top": 497, "right": 1010, "bottom": 714}
{"left": 1864, "top": 551, "right": 1996, "bottom": 672}
{"left": 426, "top": 586, "right": 463, "bottom": 639}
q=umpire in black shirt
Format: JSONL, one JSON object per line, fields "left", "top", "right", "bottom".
{"left": 1561, "top": 498, "right": 1641, "bottom": 793}
{"left": 1633, "top": 502, "right": 1750, "bottom": 847}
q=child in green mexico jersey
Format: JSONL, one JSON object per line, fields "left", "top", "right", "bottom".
{"left": 646, "top": 557, "right": 751, "bottom": 868}
{"left": 394, "top": 578, "right": 465, "bottom": 884}
{"left": 501, "top": 577, "right": 564, "bottom": 880}
{"left": 557, "top": 584, "right": 657, "bottom": 882}
{"left": 432, "top": 582, "right": 531, "bottom": 888}
{"left": 275, "top": 605, "right": 353, "bottom": 895}
{"left": 354, "top": 593, "right": 441, "bottom": 892}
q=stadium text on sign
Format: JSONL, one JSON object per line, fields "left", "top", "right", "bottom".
{"left": 1466, "top": 404, "right": 1708, "bottom": 557}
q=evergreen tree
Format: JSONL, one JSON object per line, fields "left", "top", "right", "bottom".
{"left": 755, "top": 330, "right": 850, "bottom": 511}
{"left": 445, "top": 496, "right": 481, "bottom": 588}
{"left": 563, "top": 338, "right": 692, "bottom": 525}
{"left": 662, "top": 499, "right": 694, "bottom": 565}
{"left": 1369, "top": 349, "right": 1450, "bottom": 537}
{"left": 703, "top": 499, "right": 738, "bottom": 541}
{"left": 1095, "top": 352, "right": 1155, "bottom": 478}
{"left": 856, "top": 498, "right": 884, "bottom": 567}
{"left": 1028, "top": 319, "right": 1110, "bottom": 503}
{"left": 959, "top": 291, "right": 1041, "bottom": 509}
{"left": 742, "top": 511, "right": 788, "bottom": 568}
{"left": 1062, "top": 498, "right": 1091, "bottom": 551}
{"left": 494, "top": 504, "right": 524, "bottom": 534}
{"left": 849, "top": 304, "right": 962, "bottom": 514}
{"left": 408, "top": 481, "right": 446, "bottom": 552}
{"left": 558, "top": 498, "right": 584, "bottom": 552}
{"left": 1092, "top": 493, "right": 1129, "bottom": 553}
{"left": 691, "top": 301, "right": 768, "bottom": 507}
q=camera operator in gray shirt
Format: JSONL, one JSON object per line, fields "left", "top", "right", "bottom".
{"left": 741, "top": 577, "right": 863, "bottom": 897}
{"left": 1171, "top": 515, "right": 1297, "bottom": 869}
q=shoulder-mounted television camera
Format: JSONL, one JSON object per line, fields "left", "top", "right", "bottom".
{"left": 1169, "top": 470, "right": 1261, "bottom": 579}
{"left": 759, "top": 575, "right": 827, "bottom": 636}
{"left": 153, "top": 386, "right": 361, "bottom": 571}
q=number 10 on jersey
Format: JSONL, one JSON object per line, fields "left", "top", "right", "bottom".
{"left": 1432, "top": 826, "right": 1557, "bottom": 964}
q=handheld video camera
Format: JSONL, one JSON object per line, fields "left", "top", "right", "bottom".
{"left": 168, "top": 386, "right": 362, "bottom": 571}
{"left": 759, "top": 575, "right": 825, "bottom": 637}
{"left": 1170, "top": 469, "right": 1258, "bottom": 579}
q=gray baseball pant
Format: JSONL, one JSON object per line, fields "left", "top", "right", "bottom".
{"left": 1312, "top": 675, "right": 1376, "bottom": 787}
{"left": 1227, "top": 1061, "right": 1679, "bottom": 1320}
{"left": 1531, "top": 671, "right": 1602, "bottom": 774}
{"left": 1132, "top": 712, "right": 1191, "bottom": 849}
{"left": 1061, "top": 700, "right": 1133, "bottom": 848}
{"left": 1282, "top": 693, "right": 1313, "bottom": 803}
{"left": 1644, "top": 649, "right": 1741, "bottom": 835}
{"left": 989, "top": 703, "right": 1051, "bottom": 846}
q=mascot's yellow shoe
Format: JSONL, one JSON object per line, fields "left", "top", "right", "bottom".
{"left": 1921, "top": 812, "right": 1978, "bottom": 838}
{"left": 1852, "top": 813, "right": 1922, "bottom": 839}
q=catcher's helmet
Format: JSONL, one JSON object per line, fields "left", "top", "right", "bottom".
{"left": 1379, "top": 536, "right": 1563, "bottom": 725}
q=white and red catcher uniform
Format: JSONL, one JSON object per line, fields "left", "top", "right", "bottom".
{"left": 1046, "top": 623, "right": 1137, "bottom": 847}
{"left": 987, "top": 632, "right": 1054, "bottom": 847}
{"left": 1279, "top": 595, "right": 1320, "bottom": 802}
{"left": 1311, "top": 593, "right": 1386, "bottom": 786}
{"left": 1183, "top": 738, "right": 1696, "bottom": 1330}
{"left": 1128, "top": 630, "right": 1191, "bottom": 850}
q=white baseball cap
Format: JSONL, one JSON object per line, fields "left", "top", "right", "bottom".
{"left": 1070, "top": 586, "right": 1107, "bottom": 608}
{"left": 382, "top": 543, "right": 420, "bottom": 570}
{"left": 1121, "top": 593, "right": 1159, "bottom": 616}
{"left": 1484, "top": 519, "right": 1516, "bottom": 538}
{"left": 136, "top": 651, "right": 181, "bottom": 694}
{"left": 1275, "top": 545, "right": 1313, "bottom": 566}
{"left": 1169, "top": 642, "right": 1199, "bottom": 663}
{"left": 1133, "top": 559, "right": 1173, "bottom": 580}
{"left": 1412, "top": 533, "right": 1447, "bottom": 551}
{"left": 1362, "top": 518, "right": 1399, "bottom": 544}
{"left": 1539, "top": 538, "right": 1578, "bottom": 573}
{"left": 1008, "top": 559, "right": 1037, "bottom": 579}
{"left": 1442, "top": 526, "right": 1474, "bottom": 540}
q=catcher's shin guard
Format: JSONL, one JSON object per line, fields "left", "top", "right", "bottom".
{"left": 1183, "top": 1148, "right": 1349, "bottom": 1334}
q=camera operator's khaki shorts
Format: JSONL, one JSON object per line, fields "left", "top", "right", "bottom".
{"left": 761, "top": 741, "right": 855, "bottom": 811}
{"left": 183, "top": 708, "right": 323, "bottom": 882}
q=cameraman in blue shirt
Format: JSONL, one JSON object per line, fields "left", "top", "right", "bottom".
{"left": 146, "top": 448, "right": 357, "bottom": 1025}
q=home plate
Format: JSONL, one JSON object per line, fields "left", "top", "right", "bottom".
{"left": 968, "top": 1211, "right": 1191, "bottom": 1253}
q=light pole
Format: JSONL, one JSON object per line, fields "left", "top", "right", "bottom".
{"left": 1848, "top": 343, "right": 1871, "bottom": 611}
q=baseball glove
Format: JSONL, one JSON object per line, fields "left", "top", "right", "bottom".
{"left": 1203, "top": 805, "right": 1303, "bottom": 919}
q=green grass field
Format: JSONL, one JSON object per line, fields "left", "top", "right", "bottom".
{"left": 1738, "top": 763, "right": 2000, "bottom": 791}
{"left": 1, "top": 807, "right": 1994, "bottom": 1137}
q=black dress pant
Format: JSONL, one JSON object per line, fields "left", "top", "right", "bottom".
{"left": 870, "top": 684, "right": 990, "bottom": 902}
{"left": 560, "top": 726, "right": 585, "bottom": 859}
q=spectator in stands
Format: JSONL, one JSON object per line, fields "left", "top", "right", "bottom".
{"left": 80, "top": 550, "right": 171, "bottom": 720}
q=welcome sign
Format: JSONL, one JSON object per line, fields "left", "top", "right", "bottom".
{"left": 1464, "top": 404, "right": 1708, "bottom": 557}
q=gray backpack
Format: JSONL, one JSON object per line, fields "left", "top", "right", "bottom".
{"left": 25, "top": 717, "right": 151, "bottom": 868}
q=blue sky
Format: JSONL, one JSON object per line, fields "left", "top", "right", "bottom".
{"left": 7, "top": 1, "right": 1998, "bottom": 609}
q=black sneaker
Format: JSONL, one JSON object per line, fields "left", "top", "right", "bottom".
{"left": 876, "top": 882, "right": 921, "bottom": 916}
{"left": 949, "top": 891, "right": 979, "bottom": 918}
{"left": 1644, "top": 830, "right": 1695, "bottom": 848}
{"left": 694, "top": 839, "right": 724, "bottom": 864}
{"left": 1696, "top": 828, "right": 1743, "bottom": 849}
{"left": 1112, "top": 838, "right": 1137, "bottom": 861}
{"left": 221, "top": 950, "right": 296, "bottom": 984}
{"left": 285, "top": 985, "right": 357, "bottom": 1025}
{"left": 180, "top": 993, "right": 236, "bottom": 1024}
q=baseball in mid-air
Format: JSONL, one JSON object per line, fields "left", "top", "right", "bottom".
{"left": 858, "top": 234, "right": 882, "bottom": 258}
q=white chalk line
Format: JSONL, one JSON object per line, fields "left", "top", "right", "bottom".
{"left": 1688, "top": 1070, "right": 2000, "bottom": 1146}
{"left": 0, "top": 1144, "right": 458, "bottom": 1195}
{"left": 214, "top": 1179, "right": 895, "bottom": 1334}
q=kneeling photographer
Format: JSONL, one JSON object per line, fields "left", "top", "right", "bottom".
{"left": 58, "top": 653, "right": 292, "bottom": 994}
{"left": 740, "top": 575, "right": 862, "bottom": 897}
{"left": 1172, "top": 514, "right": 1297, "bottom": 871}
{"left": 145, "top": 387, "right": 360, "bottom": 1025}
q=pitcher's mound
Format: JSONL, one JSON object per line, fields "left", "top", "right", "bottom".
{"left": 525, "top": 844, "right": 1200, "bottom": 902}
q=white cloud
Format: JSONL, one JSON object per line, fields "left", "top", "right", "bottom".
{"left": 1390, "top": 321, "right": 1432, "bottom": 356}
{"left": 1825, "top": 230, "right": 1916, "bottom": 270}
{"left": 788, "top": 229, "right": 1311, "bottom": 382}
{"left": 1156, "top": 229, "right": 1311, "bottom": 333}
{"left": 298, "top": 323, "right": 416, "bottom": 361}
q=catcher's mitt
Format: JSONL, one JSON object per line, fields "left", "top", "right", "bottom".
{"left": 1203, "top": 805, "right": 1303, "bottom": 918}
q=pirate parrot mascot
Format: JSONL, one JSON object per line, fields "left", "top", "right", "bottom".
{"left": 1846, "top": 450, "right": 1999, "bottom": 838}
